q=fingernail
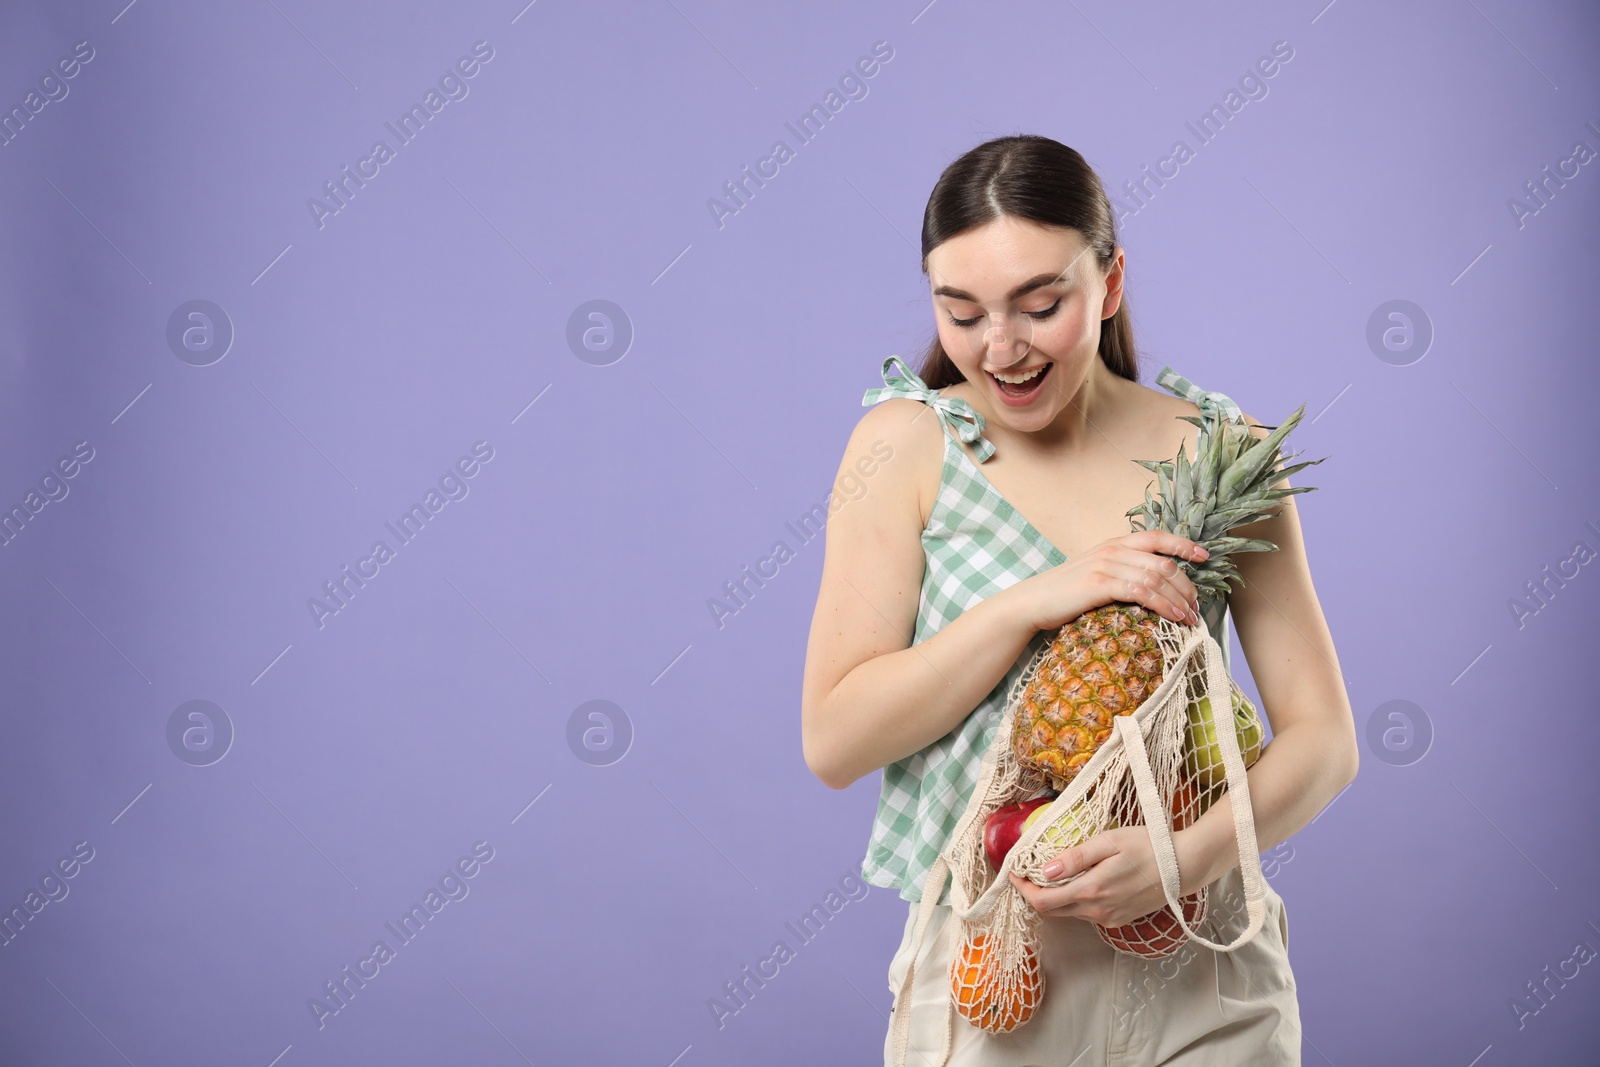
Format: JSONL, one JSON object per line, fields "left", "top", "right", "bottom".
{"left": 1195, "top": 546, "right": 1210, "bottom": 559}
{"left": 1043, "top": 861, "right": 1063, "bottom": 879}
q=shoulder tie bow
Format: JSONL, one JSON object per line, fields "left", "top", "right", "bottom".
{"left": 860, "top": 355, "right": 996, "bottom": 463}
{"left": 1154, "top": 365, "right": 1246, "bottom": 424}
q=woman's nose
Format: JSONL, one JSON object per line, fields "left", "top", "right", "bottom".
{"left": 982, "top": 311, "right": 1031, "bottom": 365}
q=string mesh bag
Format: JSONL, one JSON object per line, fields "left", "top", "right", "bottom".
{"left": 887, "top": 618, "right": 1273, "bottom": 1067}
{"left": 886, "top": 379, "right": 1322, "bottom": 1066}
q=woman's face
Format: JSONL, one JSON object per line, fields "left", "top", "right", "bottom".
{"left": 925, "top": 216, "right": 1123, "bottom": 431}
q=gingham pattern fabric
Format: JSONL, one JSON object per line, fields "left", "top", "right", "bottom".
{"left": 858, "top": 355, "right": 1239, "bottom": 905}
{"left": 1154, "top": 365, "right": 1246, "bottom": 424}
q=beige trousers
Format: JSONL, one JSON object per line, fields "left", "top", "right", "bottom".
{"left": 882, "top": 866, "right": 1302, "bottom": 1067}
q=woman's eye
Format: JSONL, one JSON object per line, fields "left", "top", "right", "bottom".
{"left": 945, "top": 298, "right": 1061, "bottom": 329}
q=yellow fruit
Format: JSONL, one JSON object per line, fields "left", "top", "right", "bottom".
{"left": 1011, "top": 605, "right": 1162, "bottom": 790}
{"left": 1011, "top": 397, "right": 1320, "bottom": 792}
{"left": 1184, "top": 691, "right": 1264, "bottom": 788}
{"left": 1021, "top": 798, "right": 1109, "bottom": 858}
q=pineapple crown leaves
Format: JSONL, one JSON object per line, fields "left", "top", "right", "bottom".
{"left": 1126, "top": 402, "right": 1327, "bottom": 602}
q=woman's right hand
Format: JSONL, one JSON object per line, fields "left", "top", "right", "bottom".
{"left": 1010, "top": 530, "right": 1209, "bottom": 632}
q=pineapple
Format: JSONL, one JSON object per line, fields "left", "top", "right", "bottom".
{"left": 1012, "top": 399, "right": 1321, "bottom": 791}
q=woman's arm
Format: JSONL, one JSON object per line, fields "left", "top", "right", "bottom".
{"left": 1174, "top": 416, "right": 1359, "bottom": 891}
{"left": 1008, "top": 413, "right": 1359, "bottom": 925}
{"left": 800, "top": 400, "right": 1046, "bottom": 790}
{"left": 801, "top": 401, "right": 1210, "bottom": 791}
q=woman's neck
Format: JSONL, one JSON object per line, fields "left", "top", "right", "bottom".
{"left": 958, "top": 356, "right": 1129, "bottom": 458}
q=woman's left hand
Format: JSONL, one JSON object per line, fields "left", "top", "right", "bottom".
{"left": 1006, "top": 826, "right": 1183, "bottom": 927}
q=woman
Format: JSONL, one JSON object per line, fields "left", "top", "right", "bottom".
{"left": 799, "top": 135, "right": 1358, "bottom": 1065}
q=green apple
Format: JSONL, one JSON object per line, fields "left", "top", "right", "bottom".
{"left": 1184, "top": 692, "right": 1264, "bottom": 788}
{"left": 1021, "top": 797, "right": 1108, "bottom": 854}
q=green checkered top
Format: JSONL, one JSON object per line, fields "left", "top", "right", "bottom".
{"left": 857, "top": 355, "right": 1241, "bottom": 905}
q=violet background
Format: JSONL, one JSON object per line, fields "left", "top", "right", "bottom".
{"left": 2, "top": 1, "right": 1597, "bottom": 1064}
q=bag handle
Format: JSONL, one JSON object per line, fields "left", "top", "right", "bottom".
{"left": 1112, "top": 627, "right": 1268, "bottom": 952}
{"left": 891, "top": 625, "right": 1265, "bottom": 1067}
{"left": 889, "top": 856, "right": 957, "bottom": 1067}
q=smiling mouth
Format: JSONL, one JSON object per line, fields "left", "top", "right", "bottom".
{"left": 988, "top": 361, "right": 1052, "bottom": 398}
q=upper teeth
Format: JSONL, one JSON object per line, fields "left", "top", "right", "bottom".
{"left": 992, "top": 365, "right": 1047, "bottom": 384}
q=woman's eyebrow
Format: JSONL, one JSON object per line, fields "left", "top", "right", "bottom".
{"left": 932, "top": 269, "right": 1071, "bottom": 302}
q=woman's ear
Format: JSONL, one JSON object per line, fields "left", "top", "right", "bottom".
{"left": 1100, "top": 247, "right": 1127, "bottom": 320}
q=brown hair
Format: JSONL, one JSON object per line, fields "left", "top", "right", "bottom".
{"left": 916, "top": 135, "right": 1138, "bottom": 390}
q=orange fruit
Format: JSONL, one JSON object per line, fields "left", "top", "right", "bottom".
{"left": 949, "top": 933, "right": 1044, "bottom": 1032}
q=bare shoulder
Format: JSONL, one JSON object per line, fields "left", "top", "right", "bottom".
{"left": 1122, "top": 377, "right": 1271, "bottom": 459}
{"left": 843, "top": 397, "right": 947, "bottom": 527}
{"left": 1121, "top": 380, "right": 1207, "bottom": 458}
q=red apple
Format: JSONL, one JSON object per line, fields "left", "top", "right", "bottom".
{"left": 1097, "top": 890, "right": 1208, "bottom": 957}
{"left": 983, "top": 795, "right": 1055, "bottom": 871}
{"left": 1097, "top": 775, "right": 1208, "bottom": 957}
